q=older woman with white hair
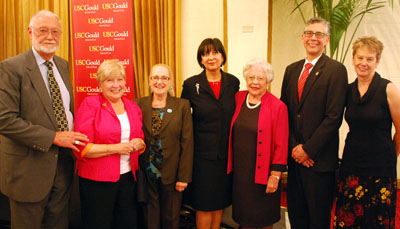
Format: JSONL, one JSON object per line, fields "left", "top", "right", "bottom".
{"left": 227, "top": 58, "right": 289, "bottom": 228}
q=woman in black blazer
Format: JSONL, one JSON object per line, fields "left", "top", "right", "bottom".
{"left": 136, "top": 64, "right": 194, "bottom": 229}
{"left": 181, "top": 38, "right": 239, "bottom": 229}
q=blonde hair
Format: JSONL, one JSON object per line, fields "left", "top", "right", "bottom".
{"left": 149, "top": 64, "right": 175, "bottom": 96}
{"left": 352, "top": 36, "right": 384, "bottom": 61}
{"left": 97, "top": 60, "right": 126, "bottom": 83}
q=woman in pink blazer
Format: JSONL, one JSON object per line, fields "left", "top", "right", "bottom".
{"left": 227, "top": 58, "right": 288, "bottom": 229}
{"left": 74, "top": 60, "right": 145, "bottom": 229}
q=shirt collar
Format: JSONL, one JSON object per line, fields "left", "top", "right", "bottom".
{"left": 31, "top": 47, "right": 54, "bottom": 66}
{"left": 304, "top": 54, "right": 322, "bottom": 67}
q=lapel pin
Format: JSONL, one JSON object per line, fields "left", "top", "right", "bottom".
{"left": 167, "top": 109, "right": 172, "bottom": 113}
{"left": 195, "top": 83, "right": 200, "bottom": 95}
{"left": 315, "top": 72, "right": 320, "bottom": 76}
{"left": 102, "top": 103, "right": 111, "bottom": 112}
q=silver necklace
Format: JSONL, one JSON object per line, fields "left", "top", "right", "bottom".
{"left": 246, "top": 94, "right": 261, "bottom": 109}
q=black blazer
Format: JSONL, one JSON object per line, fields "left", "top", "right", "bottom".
{"left": 280, "top": 54, "right": 348, "bottom": 172}
{"left": 136, "top": 94, "right": 194, "bottom": 185}
{"left": 181, "top": 70, "right": 239, "bottom": 160}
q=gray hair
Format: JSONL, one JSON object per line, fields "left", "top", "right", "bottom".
{"left": 305, "top": 17, "right": 330, "bottom": 37}
{"left": 29, "top": 10, "right": 62, "bottom": 30}
{"left": 243, "top": 58, "right": 274, "bottom": 83}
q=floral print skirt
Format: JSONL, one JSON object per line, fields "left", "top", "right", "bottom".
{"left": 334, "top": 173, "right": 396, "bottom": 228}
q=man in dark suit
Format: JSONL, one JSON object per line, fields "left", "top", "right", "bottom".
{"left": 280, "top": 17, "right": 348, "bottom": 228}
{"left": 0, "top": 10, "right": 88, "bottom": 229}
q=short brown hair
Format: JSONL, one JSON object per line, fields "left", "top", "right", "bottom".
{"left": 352, "top": 36, "right": 384, "bottom": 61}
{"left": 197, "top": 38, "right": 226, "bottom": 68}
{"left": 97, "top": 60, "right": 126, "bottom": 83}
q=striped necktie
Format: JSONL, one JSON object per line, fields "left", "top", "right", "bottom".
{"left": 44, "top": 61, "right": 69, "bottom": 131}
{"left": 298, "top": 63, "right": 313, "bottom": 101}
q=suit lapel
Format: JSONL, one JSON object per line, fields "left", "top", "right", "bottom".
{"left": 25, "top": 50, "right": 59, "bottom": 130}
{"left": 140, "top": 96, "right": 153, "bottom": 135}
{"left": 219, "top": 71, "right": 229, "bottom": 100}
{"left": 198, "top": 71, "right": 217, "bottom": 100}
{"left": 53, "top": 56, "right": 74, "bottom": 113}
{"left": 160, "top": 94, "right": 176, "bottom": 132}
{"left": 298, "top": 55, "right": 327, "bottom": 109}
{"left": 290, "top": 60, "right": 304, "bottom": 107}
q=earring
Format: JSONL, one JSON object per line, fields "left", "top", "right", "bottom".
{"left": 169, "top": 86, "right": 173, "bottom": 90}
{"left": 148, "top": 85, "right": 151, "bottom": 89}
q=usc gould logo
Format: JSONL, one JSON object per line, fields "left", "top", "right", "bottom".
{"left": 88, "top": 17, "right": 114, "bottom": 25}
{"left": 73, "top": 4, "right": 99, "bottom": 11}
{"left": 74, "top": 32, "right": 99, "bottom": 39}
{"left": 76, "top": 86, "right": 101, "bottom": 93}
{"left": 88, "top": 45, "right": 115, "bottom": 52}
{"left": 75, "top": 59, "right": 101, "bottom": 66}
{"left": 102, "top": 2, "right": 128, "bottom": 10}
{"left": 103, "top": 31, "right": 129, "bottom": 38}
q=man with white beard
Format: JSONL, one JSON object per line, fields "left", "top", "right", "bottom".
{"left": 0, "top": 10, "right": 88, "bottom": 229}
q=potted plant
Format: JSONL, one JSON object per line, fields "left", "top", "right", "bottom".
{"left": 290, "top": 0, "right": 398, "bottom": 63}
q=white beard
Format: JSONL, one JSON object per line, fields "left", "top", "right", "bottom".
{"left": 32, "top": 35, "right": 58, "bottom": 54}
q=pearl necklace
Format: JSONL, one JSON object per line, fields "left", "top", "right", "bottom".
{"left": 246, "top": 94, "right": 261, "bottom": 109}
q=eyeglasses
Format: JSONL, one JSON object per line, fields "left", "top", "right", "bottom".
{"left": 303, "top": 31, "right": 326, "bottom": 39}
{"left": 151, "top": 76, "right": 170, "bottom": 82}
{"left": 247, "top": 75, "right": 267, "bottom": 82}
{"left": 32, "top": 27, "right": 61, "bottom": 37}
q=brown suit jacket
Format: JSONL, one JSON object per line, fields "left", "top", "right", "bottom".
{"left": 0, "top": 49, "right": 73, "bottom": 202}
{"left": 136, "top": 94, "right": 194, "bottom": 185}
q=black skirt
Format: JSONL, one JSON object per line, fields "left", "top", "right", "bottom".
{"left": 185, "top": 156, "right": 232, "bottom": 211}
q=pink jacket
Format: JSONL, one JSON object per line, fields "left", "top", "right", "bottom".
{"left": 227, "top": 91, "right": 289, "bottom": 185}
{"left": 74, "top": 94, "right": 144, "bottom": 182}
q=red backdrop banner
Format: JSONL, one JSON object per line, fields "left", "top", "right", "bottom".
{"left": 71, "top": 0, "right": 134, "bottom": 110}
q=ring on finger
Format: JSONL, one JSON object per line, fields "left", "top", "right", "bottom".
{"left": 74, "top": 140, "right": 80, "bottom": 145}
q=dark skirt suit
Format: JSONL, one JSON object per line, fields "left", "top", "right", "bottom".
{"left": 181, "top": 70, "right": 239, "bottom": 211}
{"left": 136, "top": 94, "right": 194, "bottom": 229}
{"left": 73, "top": 95, "right": 144, "bottom": 229}
{"left": 227, "top": 91, "right": 289, "bottom": 227}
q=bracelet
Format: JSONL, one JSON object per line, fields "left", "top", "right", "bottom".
{"left": 270, "top": 175, "right": 280, "bottom": 180}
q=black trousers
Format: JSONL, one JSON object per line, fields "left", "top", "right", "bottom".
{"left": 145, "top": 176, "right": 182, "bottom": 229}
{"left": 79, "top": 172, "right": 138, "bottom": 229}
{"left": 287, "top": 163, "right": 335, "bottom": 229}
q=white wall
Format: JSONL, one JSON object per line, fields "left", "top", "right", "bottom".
{"left": 227, "top": 0, "right": 269, "bottom": 90}
{"left": 181, "top": 0, "right": 224, "bottom": 81}
{"left": 181, "top": 0, "right": 269, "bottom": 92}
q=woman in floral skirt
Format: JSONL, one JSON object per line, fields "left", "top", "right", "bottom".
{"left": 335, "top": 37, "right": 400, "bottom": 228}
